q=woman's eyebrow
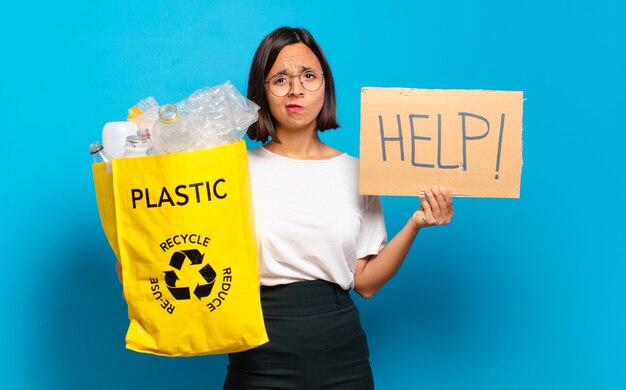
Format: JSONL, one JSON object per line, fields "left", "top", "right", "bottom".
{"left": 269, "top": 65, "right": 317, "bottom": 78}
{"left": 268, "top": 68, "right": 288, "bottom": 78}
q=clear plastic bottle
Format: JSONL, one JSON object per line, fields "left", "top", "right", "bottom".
{"left": 123, "top": 135, "right": 150, "bottom": 158}
{"left": 89, "top": 141, "right": 113, "bottom": 173}
{"left": 137, "top": 127, "right": 160, "bottom": 156}
{"left": 152, "top": 104, "right": 192, "bottom": 154}
{"left": 89, "top": 141, "right": 112, "bottom": 163}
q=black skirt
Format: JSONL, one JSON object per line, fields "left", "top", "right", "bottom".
{"left": 223, "top": 280, "right": 374, "bottom": 390}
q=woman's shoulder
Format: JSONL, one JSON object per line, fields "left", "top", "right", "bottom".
{"left": 319, "top": 144, "right": 361, "bottom": 165}
{"left": 320, "top": 144, "right": 345, "bottom": 159}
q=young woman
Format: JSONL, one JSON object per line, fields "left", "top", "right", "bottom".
{"left": 223, "top": 27, "right": 454, "bottom": 389}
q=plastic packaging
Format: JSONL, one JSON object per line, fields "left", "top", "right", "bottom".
{"left": 151, "top": 81, "right": 259, "bottom": 154}
{"left": 128, "top": 96, "right": 160, "bottom": 135}
{"left": 183, "top": 81, "right": 260, "bottom": 148}
{"left": 102, "top": 121, "right": 140, "bottom": 158}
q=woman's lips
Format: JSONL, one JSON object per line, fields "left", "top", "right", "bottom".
{"left": 286, "top": 104, "right": 304, "bottom": 113}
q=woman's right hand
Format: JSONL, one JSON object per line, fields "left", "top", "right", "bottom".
{"left": 411, "top": 186, "right": 454, "bottom": 229}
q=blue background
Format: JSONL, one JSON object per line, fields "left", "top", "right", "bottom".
{"left": 2, "top": 0, "right": 625, "bottom": 389}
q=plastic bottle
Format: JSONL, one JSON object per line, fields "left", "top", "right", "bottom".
{"left": 89, "top": 141, "right": 113, "bottom": 173}
{"left": 102, "top": 121, "right": 140, "bottom": 158}
{"left": 123, "top": 135, "right": 150, "bottom": 158}
{"left": 89, "top": 141, "right": 111, "bottom": 163}
{"left": 137, "top": 127, "right": 160, "bottom": 156}
{"left": 152, "top": 104, "right": 192, "bottom": 154}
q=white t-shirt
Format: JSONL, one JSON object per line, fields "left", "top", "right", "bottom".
{"left": 247, "top": 146, "right": 387, "bottom": 290}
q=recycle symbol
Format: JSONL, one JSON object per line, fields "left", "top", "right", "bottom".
{"left": 163, "top": 249, "right": 216, "bottom": 300}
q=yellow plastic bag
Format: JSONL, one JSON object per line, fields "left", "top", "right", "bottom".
{"left": 92, "top": 140, "right": 268, "bottom": 356}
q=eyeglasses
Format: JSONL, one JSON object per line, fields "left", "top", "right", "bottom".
{"left": 264, "top": 69, "right": 325, "bottom": 97}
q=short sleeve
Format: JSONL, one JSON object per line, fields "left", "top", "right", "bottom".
{"left": 356, "top": 195, "right": 387, "bottom": 259}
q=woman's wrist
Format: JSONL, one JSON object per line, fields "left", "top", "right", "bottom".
{"left": 408, "top": 213, "right": 423, "bottom": 233}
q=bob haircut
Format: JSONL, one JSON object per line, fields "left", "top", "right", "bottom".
{"left": 247, "top": 27, "right": 339, "bottom": 144}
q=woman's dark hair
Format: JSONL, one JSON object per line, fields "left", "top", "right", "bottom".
{"left": 247, "top": 27, "right": 339, "bottom": 143}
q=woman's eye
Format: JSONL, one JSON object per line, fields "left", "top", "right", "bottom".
{"left": 303, "top": 72, "right": 316, "bottom": 80}
{"left": 273, "top": 76, "right": 288, "bottom": 85}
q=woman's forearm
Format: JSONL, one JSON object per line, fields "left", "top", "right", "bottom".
{"left": 353, "top": 186, "right": 454, "bottom": 299}
{"left": 353, "top": 218, "right": 420, "bottom": 298}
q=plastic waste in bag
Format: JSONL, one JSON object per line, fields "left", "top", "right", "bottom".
{"left": 123, "top": 135, "right": 150, "bottom": 158}
{"left": 152, "top": 81, "right": 259, "bottom": 154}
{"left": 89, "top": 141, "right": 112, "bottom": 172}
{"left": 102, "top": 122, "right": 140, "bottom": 158}
{"left": 152, "top": 104, "right": 193, "bottom": 154}
{"left": 90, "top": 141, "right": 111, "bottom": 163}
{"left": 128, "top": 96, "right": 160, "bottom": 135}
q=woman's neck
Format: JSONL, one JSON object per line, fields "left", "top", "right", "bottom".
{"left": 265, "top": 127, "right": 333, "bottom": 160}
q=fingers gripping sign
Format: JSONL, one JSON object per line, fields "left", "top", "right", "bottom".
{"left": 413, "top": 186, "right": 454, "bottom": 229}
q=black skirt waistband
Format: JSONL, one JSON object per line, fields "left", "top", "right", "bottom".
{"left": 260, "top": 280, "right": 353, "bottom": 316}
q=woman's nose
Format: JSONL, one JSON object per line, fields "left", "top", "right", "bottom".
{"left": 288, "top": 75, "right": 304, "bottom": 96}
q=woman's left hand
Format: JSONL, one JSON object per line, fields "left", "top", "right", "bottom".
{"left": 412, "top": 186, "right": 454, "bottom": 229}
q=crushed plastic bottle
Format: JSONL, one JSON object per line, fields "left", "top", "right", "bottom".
{"left": 152, "top": 104, "right": 193, "bottom": 154}
{"left": 128, "top": 81, "right": 259, "bottom": 154}
{"left": 180, "top": 81, "right": 259, "bottom": 149}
